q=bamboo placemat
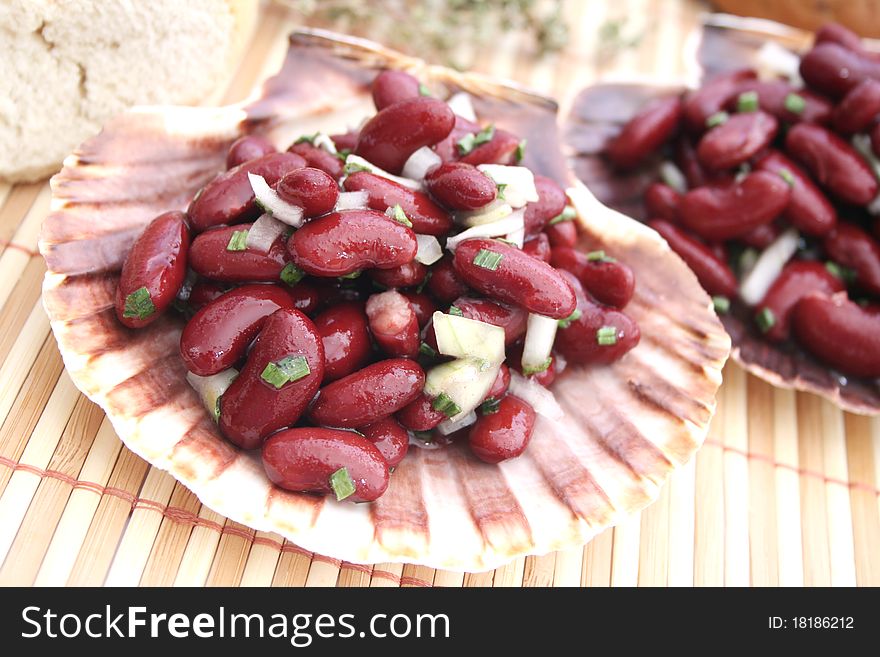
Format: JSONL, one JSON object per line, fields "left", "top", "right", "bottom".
{"left": 1, "top": 0, "right": 878, "bottom": 587}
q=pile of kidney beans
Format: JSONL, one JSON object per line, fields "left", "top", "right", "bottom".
{"left": 114, "top": 69, "right": 640, "bottom": 502}
{"left": 607, "top": 22, "right": 880, "bottom": 380}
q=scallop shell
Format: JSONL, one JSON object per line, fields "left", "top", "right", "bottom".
{"left": 40, "top": 29, "right": 729, "bottom": 571}
{"left": 564, "top": 14, "right": 880, "bottom": 416}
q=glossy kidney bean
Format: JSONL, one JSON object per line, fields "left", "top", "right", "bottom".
{"left": 682, "top": 69, "right": 757, "bottom": 133}
{"left": 372, "top": 69, "right": 421, "bottom": 110}
{"left": 696, "top": 111, "right": 778, "bottom": 171}
{"left": 791, "top": 292, "right": 880, "bottom": 377}
{"left": 549, "top": 247, "right": 635, "bottom": 309}
{"left": 824, "top": 223, "right": 880, "bottom": 295}
{"left": 644, "top": 182, "right": 681, "bottom": 222}
{"left": 678, "top": 171, "right": 790, "bottom": 241}
{"left": 675, "top": 137, "right": 708, "bottom": 188}
{"left": 276, "top": 167, "right": 339, "bottom": 218}
{"left": 188, "top": 280, "right": 227, "bottom": 311}
{"left": 396, "top": 392, "right": 446, "bottom": 431}
{"left": 647, "top": 220, "right": 738, "bottom": 297}
{"left": 287, "top": 281, "right": 320, "bottom": 315}
{"left": 727, "top": 80, "right": 832, "bottom": 125}
{"left": 740, "top": 222, "right": 782, "bottom": 250}
{"left": 815, "top": 22, "right": 866, "bottom": 52}
{"left": 606, "top": 96, "right": 682, "bottom": 170}
{"left": 400, "top": 291, "right": 436, "bottom": 327}
{"left": 116, "top": 211, "right": 190, "bottom": 329}
{"left": 468, "top": 395, "right": 536, "bottom": 464}
{"left": 313, "top": 279, "right": 365, "bottom": 308}
{"left": 331, "top": 131, "right": 359, "bottom": 152}
{"left": 427, "top": 254, "right": 469, "bottom": 303}
{"left": 423, "top": 162, "right": 497, "bottom": 211}
{"left": 451, "top": 296, "right": 528, "bottom": 344}
{"left": 485, "top": 363, "right": 511, "bottom": 400}
{"left": 544, "top": 220, "right": 578, "bottom": 249}
{"left": 555, "top": 296, "right": 640, "bottom": 365}
{"left": 188, "top": 152, "right": 306, "bottom": 232}
{"left": 800, "top": 42, "right": 880, "bottom": 98}
{"left": 190, "top": 224, "right": 289, "bottom": 282}
{"left": 343, "top": 172, "right": 454, "bottom": 236}
{"left": 453, "top": 239, "right": 577, "bottom": 319}
{"left": 522, "top": 233, "right": 551, "bottom": 262}
{"left": 180, "top": 284, "right": 298, "bottom": 376}
{"left": 754, "top": 150, "right": 837, "bottom": 236}
{"left": 312, "top": 302, "right": 372, "bottom": 382}
{"left": 262, "top": 428, "right": 388, "bottom": 502}
{"left": 309, "top": 358, "right": 425, "bottom": 428}
{"left": 433, "top": 114, "right": 481, "bottom": 162}
{"left": 524, "top": 175, "right": 567, "bottom": 235}
{"left": 366, "top": 290, "right": 420, "bottom": 358}
{"left": 226, "top": 135, "right": 276, "bottom": 169}
{"left": 756, "top": 261, "right": 845, "bottom": 342}
{"left": 832, "top": 79, "right": 880, "bottom": 134}
{"left": 287, "top": 141, "right": 344, "bottom": 180}
{"left": 786, "top": 123, "right": 879, "bottom": 205}
{"left": 219, "top": 308, "right": 325, "bottom": 449}
{"left": 356, "top": 97, "right": 455, "bottom": 173}
{"left": 369, "top": 260, "right": 427, "bottom": 289}
{"left": 871, "top": 121, "right": 880, "bottom": 157}
{"left": 361, "top": 417, "right": 409, "bottom": 468}
{"left": 458, "top": 128, "right": 521, "bottom": 166}
{"left": 288, "top": 210, "right": 418, "bottom": 277}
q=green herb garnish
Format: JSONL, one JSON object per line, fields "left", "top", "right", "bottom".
{"left": 123, "top": 286, "right": 155, "bottom": 320}
{"left": 784, "top": 93, "right": 805, "bottom": 114}
{"left": 344, "top": 161, "right": 371, "bottom": 175}
{"left": 448, "top": 306, "right": 464, "bottom": 317}
{"left": 514, "top": 139, "right": 527, "bottom": 163}
{"left": 778, "top": 168, "right": 796, "bottom": 187}
{"left": 226, "top": 230, "right": 249, "bottom": 251}
{"left": 432, "top": 391, "right": 462, "bottom": 417}
{"left": 737, "top": 91, "right": 759, "bottom": 113}
{"left": 388, "top": 204, "right": 412, "bottom": 227}
{"left": 472, "top": 248, "right": 504, "bottom": 271}
{"left": 338, "top": 270, "right": 362, "bottom": 280}
{"left": 755, "top": 307, "right": 776, "bottom": 333}
{"left": 549, "top": 206, "right": 577, "bottom": 226}
{"left": 330, "top": 467, "right": 356, "bottom": 501}
{"left": 825, "top": 261, "right": 857, "bottom": 284}
{"left": 586, "top": 250, "right": 616, "bottom": 263}
{"left": 295, "top": 133, "right": 319, "bottom": 145}
{"left": 523, "top": 358, "right": 552, "bottom": 375}
{"left": 496, "top": 183, "right": 508, "bottom": 201}
{"left": 706, "top": 111, "right": 729, "bottom": 128}
{"left": 557, "top": 308, "right": 582, "bottom": 329}
{"left": 712, "top": 295, "right": 730, "bottom": 314}
{"left": 596, "top": 326, "right": 619, "bottom": 346}
{"left": 457, "top": 124, "right": 495, "bottom": 155}
{"left": 479, "top": 398, "right": 500, "bottom": 415}
{"left": 419, "top": 342, "right": 438, "bottom": 359}
{"left": 418, "top": 83, "right": 431, "bottom": 97}
{"left": 261, "top": 355, "right": 311, "bottom": 389}
{"left": 280, "top": 263, "right": 305, "bottom": 286}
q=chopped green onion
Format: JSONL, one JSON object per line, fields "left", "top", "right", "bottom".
{"left": 825, "top": 261, "right": 857, "bottom": 284}
{"left": 496, "top": 183, "right": 507, "bottom": 201}
{"left": 586, "top": 250, "right": 616, "bottom": 263}
{"left": 280, "top": 263, "right": 305, "bottom": 286}
{"left": 329, "top": 467, "right": 356, "bottom": 501}
{"left": 416, "top": 270, "right": 432, "bottom": 294}
{"left": 778, "top": 168, "right": 796, "bottom": 187}
{"left": 338, "top": 270, "right": 362, "bottom": 280}
{"left": 514, "top": 139, "right": 527, "bottom": 163}
{"left": 122, "top": 286, "right": 155, "bottom": 320}
{"left": 226, "top": 230, "right": 249, "bottom": 251}
{"left": 212, "top": 396, "right": 222, "bottom": 423}
{"left": 448, "top": 306, "right": 463, "bottom": 316}
{"left": 418, "top": 83, "right": 431, "bottom": 97}
{"left": 261, "top": 355, "right": 311, "bottom": 389}
{"left": 523, "top": 358, "right": 552, "bottom": 375}
{"left": 388, "top": 204, "right": 412, "bottom": 227}
{"left": 738, "top": 247, "right": 759, "bottom": 275}
{"left": 737, "top": 90, "right": 759, "bottom": 113}
{"left": 557, "top": 308, "right": 582, "bottom": 329}
{"left": 472, "top": 248, "right": 504, "bottom": 270}
{"left": 457, "top": 124, "right": 495, "bottom": 155}
{"left": 784, "top": 93, "right": 806, "bottom": 114}
{"left": 548, "top": 206, "right": 577, "bottom": 226}
{"left": 432, "top": 391, "right": 462, "bottom": 417}
{"left": 479, "top": 398, "right": 500, "bottom": 415}
{"left": 712, "top": 295, "right": 730, "bottom": 314}
{"left": 344, "top": 161, "right": 371, "bottom": 175}
{"left": 411, "top": 430, "right": 433, "bottom": 443}
{"left": 295, "top": 133, "right": 319, "bottom": 145}
{"left": 706, "top": 111, "right": 729, "bottom": 128}
{"left": 596, "top": 325, "right": 618, "bottom": 346}
{"left": 419, "top": 342, "right": 437, "bottom": 359}
{"left": 335, "top": 148, "right": 352, "bottom": 162}
{"left": 755, "top": 307, "right": 776, "bottom": 333}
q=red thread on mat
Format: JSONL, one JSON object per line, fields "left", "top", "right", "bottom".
{"left": 0, "top": 239, "right": 40, "bottom": 258}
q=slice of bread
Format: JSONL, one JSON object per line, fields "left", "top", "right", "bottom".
{"left": 0, "top": 0, "right": 257, "bottom": 183}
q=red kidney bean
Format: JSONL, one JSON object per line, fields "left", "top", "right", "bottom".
{"left": 555, "top": 295, "right": 640, "bottom": 366}
{"left": 740, "top": 222, "right": 782, "bottom": 250}
{"left": 606, "top": 96, "right": 682, "bottom": 169}
{"left": 524, "top": 175, "right": 567, "bottom": 236}
{"left": 453, "top": 239, "right": 577, "bottom": 319}
{"left": 312, "top": 302, "right": 372, "bottom": 382}
{"left": 696, "top": 110, "right": 778, "bottom": 171}
{"left": 644, "top": 182, "right": 681, "bottom": 222}
{"left": 395, "top": 392, "right": 446, "bottom": 431}
{"left": 331, "top": 131, "right": 359, "bottom": 152}
{"left": 791, "top": 292, "right": 880, "bottom": 377}
{"left": 423, "top": 162, "right": 497, "bottom": 211}
{"left": 549, "top": 247, "right": 635, "bottom": 309}
{"left": 433, "top": 115, "right": 481, "bottom": 162}
{"left": 276, "top": 167, "right": 339, "bottom": 218}
{"left": 309, "top": 358, "right": 425, "bottom": 428}
{"left": 815, "top": 22, "right": 865, "bottom": 52}
{"left": 287, "top": 281, "right": 320, "bottom": 315}
{"left": 522, "top": 233, "right": 552, "bottom": 262}
{"left": 675, "top": 137, "right": 708, "bottom": 188}
{"left": 727, "top": 80, "right": 833, "bottom": 125}
{"left": 647, "top": 220, "right": 738, "bottom": 297}
{"left": 753, "top": 150, "right": 837, "bottom": 236}
{"left": 188, "top": 152, "right": 306, "bottom": 232}
{"left": 262, "top": 428, "right": 388, "bottom": 502}
{"left": 361, "top": 417, "right": 409, "bottom": 468}
{"left": 366, "top": 290, "right": 420, "bottom": 358}
{"left": 219, "top": 308, "right": 324, "bottom": 449}
{"left": 485, "top": 363, "right": 511, "bottom": 400}
{"left": 709, "top": 241, "right": 728, "bottom": 263}
{"left": 288, "top": 210, "right": 418, "bottom": 277}
{"left": 682, "top": 69, "right": 757, "bottom": 133}
{"left": 832, "top": 79, "right": 880, "bottom": 134}
{"left": 287, "top": 141, "right": 345, "bottom": 179}
{"left": 451, "top": 296, "right": 528, "bottom": 345}
{"left": 356, "top": 97, "right": 455, "bottom": 173}
{"left": 678, "top": 171, "right": 790, "bottom": 241}
{"left": 190, "top": 223, "right": 289, "bottom": 282}
{"left": 468, "top": 395, "right": 536, "bottom": 464}
{"left": 372, "top": 70, "right": 421, "bottom": 110}
{"left": 800, "top": 42, "right": 880, "bottom": 98}
{"left": 312, "top": 279, "right": 365, "bottom": 308}
{"left": 756, "top": 261, "right": 845, "bottom": 342}
{"left": 544, "top": 220, "right": 578, "bottom": 249}
{"left": 458, "top": 128, "right": 521, "bottom": 166}
{"left": 180, "top": 284, "right": 298, "bottom": 376}
{"left": 872, "top": 121, "right": 880, "bottom": 157}
{"left": 400, "top": 291, "right": 435, "bottom": 327}
{"left": 188, "top": 280, "right": 227, "bottom": 311}
{"left": 824, "top": 222, "right": 880, "bottom": 295}
{"left": 427, "top": 254, "right": 469, "bottom": 303}
{"left": 227, "top": 135, "right": 276, "bottom": 169}
{"left": 116, "top": 211, "right": 190, "bottom": 328}
{"left": 369, "top": 260, "right": 427, "bottom": 289}
{"left": 786, "top": 123, "right": 879, "bottom": 205}
{"left": 343, "top": 172, "right": 454, "bottom": 236}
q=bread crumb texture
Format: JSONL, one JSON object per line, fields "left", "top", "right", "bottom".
{"left": 0, "top": 0, "right": 254, "bottom": 182}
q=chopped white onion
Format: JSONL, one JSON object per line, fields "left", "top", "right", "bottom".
{"left": 505, "top": 225, "right": 525, "bottom": 248}
{"left": 176, "top": 269, "right": 197, "bottom": 302}
{"left": 343, "top": 154, "right": 421, "bottom": 191}
{"left": 455, "top": 199, "right": 513, "bottom": 227}
{"left": 447, "top": 92, "right": 477, "bottom": 122}
{"left": 477, "top": 164, "right": 539, "bottom": 208}
{"left": 436, "top": 410, "right": 477, "bottom": 435}
{"left": 755, "top": 41, "right": 804, "bottom": 86}
{"left": 424, "top": 358, "right": 500, "bottom": 423}
{"left": 415, "top": 234, "right": 443, "bottom": 265}
{"left": 312, "top": 132, "right": 337, "bottom": 154}
{"left": 402, "top": 146, "right": 442, "bottom": 181}
{"left": 521, "top": 313, "right": 558, "bottom": 374}
{"left": 659, "top": 161, "right": 687, "bottom": 193}
{"left": 187, "top": 369, "right": 239, "bottom": 422}
{"left": 334, "top": 190, "right": 369, "bottom": 211}
{"left": 246, "top": 213, "right": 287, "bottom": 253}
{"left": 248, "top": 173, "right": 305, "bottom": 227}
{"left": 868, "top": 193, "right": 880, "bottom": 216}
{"left": 739, "top": 228, "right": 800, "bottom": 306}
{"left": 432, "top": 311, "right": 505, "bottom": 364}
{"left": 852, "top": 133, "right": 880, "bottom": 183}
{"left": 508, "top": 371, "right": 564, "bottom": 421}
{"left": 445, "top": 209, "right": 524, "bottom": 251}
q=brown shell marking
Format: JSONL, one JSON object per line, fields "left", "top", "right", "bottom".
{"left": 39, "top": 28, "right": 729, "bottom": 571}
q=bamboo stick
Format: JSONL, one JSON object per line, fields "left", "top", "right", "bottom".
{"left": 666, "top": 457, "right": 696, "bottom": 587}
{"left": 204, "top": 520, "right": 255, "bottom": 587}
{"left": 432, "top": 569, "right": 466, "bottom": 588}
{"left": 271, "top": 544, "right": 313, "bottom": 587}
{"left": 843, "top": 414, "right": 880, "bottom": 586}
{"left": 552, "top": 545, "right": 586, "bottom": 587}
{"left": 0, "top": 185, "right": 50, "bottom": 312}
{"left": 796, "top": 393, "right": 832, "bottom": 586}
{"left": 581, "top": 527, "right": 614, "bottom": 587}
{"left": 140, "top": 483, "right": 202, "bottom": 586}
{"left": 369, "top": 562, "right": 403, "bottom": 588}
{"left": 337, "top": 563, "right": 373, "bottom": 587}
{"left": 0, "top": 257, "right": 46, "bottom": 365}
{"left": 746, "top": 375, "right": 779, "bottom": 586}
{"left": 401, "top": 564, "right": 435, "bottom": 588}
{"left": 637, "top": 480, "right": 670, "bottom": 586}
{"left": 173, "top": 505, "right": 228, "bottom": 586}
{"left": 818, "top": 401, "right": 856, "bottom": 586}
{"left": 239, "top": 532, "right": 284, "bottom": 587}
{"left": 304, "top": 557, "right": 342, "bottom": 587}
{"left": 720, "top": 365, "right": 750, "bottom": 586}
{"left": 772, "top": 387, "right": 804, "bottom": 587}
{"left": 610, "top": 513, "right": 641, "bottom": 587}
{"left": 0, "top": 183, "right": 13, "bottom": 216}
{"left": 0, "top": 182, "right": 42, "bottom": 252}
{"left": 490, "top": 558, "right": 524, "bottom": 588}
